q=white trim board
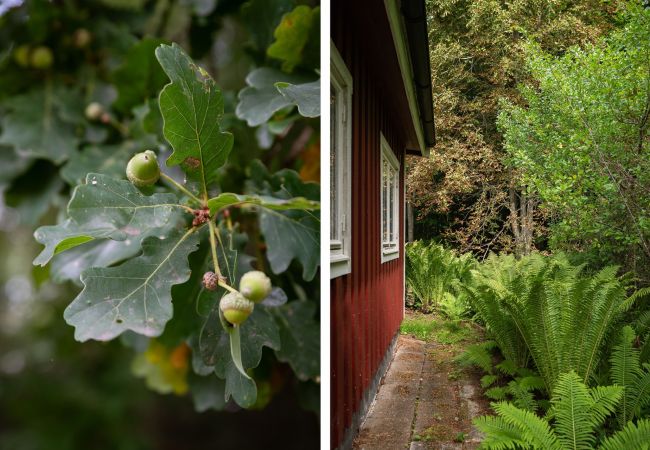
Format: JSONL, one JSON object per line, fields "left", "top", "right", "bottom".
{"left": 384, "top": 0, "right": 429, "bottom": 157}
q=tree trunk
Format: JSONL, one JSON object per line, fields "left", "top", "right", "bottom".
{"left": 508, "top": 185, "right": 536, "bottom": 257}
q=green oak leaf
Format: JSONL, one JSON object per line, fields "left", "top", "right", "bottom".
{"left": 275, "top": 80, "right": 320, "bottom": 117}
{"left": 189, "top": 373, "right": 227, "bottom": 412}
{"left": 260, "top": 209, "right": 319, "bottom": 281}
{"left": 241, "top": 0, "right": 293, "bottom": 51}
{"left": 155, "top": 43, "right": 233, "bottom": 200}
{"left": 272, "top": 301, "right": 320, "bottom": 380}
{"left": 49, "top": 220, "right": 182, "bottom": 284}
{"left": 63, "top": 102, "right": 160, "bottom": 186}
{"left": 224, "top": 361, "right": 257, "bottom": 408}
{"left": 207, "top": 192, "right": 320, "bottom": 216}
{"left": 245, "top": 161, "right": 320, "bottom": 280}
{"left": 64, "top": 229, "right": 200, "bottom": 342}
{"left": 0, "top": 86, "right": 82, "bottom": 163}
{"left": 267, "top": 5, "right": 319, "bottom": 73}
{"left": 236, "top": 68, "right": 313, "bottom": 126}
{"left": 33, "top": 173, "right": 182, "bottom": 266}
{"left": 4, "top": 162, "right": 65, "bottom": 225}
{"left": 0, "top": 145, "right": 32, "bottom": 190}
{"left": 61, "top": 144, "right": 133, "bottom": 186}
{"left": 112, "top": 38, "right": 168, "bottom": 113}
{"left": 199, "top": 302, "right": 280, "bottom": 407}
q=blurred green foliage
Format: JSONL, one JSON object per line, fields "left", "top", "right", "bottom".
{"left": 0, "top": 0, "right": 320, "bottom": 448}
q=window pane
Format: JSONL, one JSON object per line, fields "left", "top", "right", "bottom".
{"left": 381, "top": 161, "right": 388, "bottom": 242}
{"left": 330, "top": 85, "right": 338, "bottom": 241}
{"left": 389, "top": 169, "right": 394, "bottom": 243}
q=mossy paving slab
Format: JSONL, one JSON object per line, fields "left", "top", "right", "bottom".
{"left": 410, "top": 342, "right": 489, "bottom": 449}
{"left": 353, "top": 321, "right": 491, "bottom": 450}
{"left": 353, "top": 336, "right": 425, "bottom": 450}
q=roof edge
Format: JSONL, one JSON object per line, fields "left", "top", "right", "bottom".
{"left": 384, "top": 0, "right": 435, "bottom": 157}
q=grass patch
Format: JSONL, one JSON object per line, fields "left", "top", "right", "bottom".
{"left": 400, "top": 312, "right": 477, "bottom": 344}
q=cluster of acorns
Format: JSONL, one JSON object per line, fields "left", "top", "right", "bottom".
{"left": 13, "top": 44, "right": 54, "bottom": 69}
{"left": 124, "top": 151, "right": 272, "bottom": 327}
{"left": 204, "top": 270, "right": 271, "bottom": 326}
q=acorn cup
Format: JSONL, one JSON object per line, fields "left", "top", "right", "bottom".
{"left": 220, "top": 292, "right": 254, "bottom": 326}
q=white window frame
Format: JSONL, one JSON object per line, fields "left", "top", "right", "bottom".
{"left": 380, "top": 132, "right": 400, "bottom": 263}
{"left": 330, "top": 42, "right": 353, "bottom": 279}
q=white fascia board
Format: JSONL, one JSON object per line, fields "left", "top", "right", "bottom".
{"left": 384, "top": 0, "right": 429, "bottom": 157}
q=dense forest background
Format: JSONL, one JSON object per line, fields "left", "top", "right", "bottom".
{"left": 408, "top": 0, "right": 650, "bottom": 283}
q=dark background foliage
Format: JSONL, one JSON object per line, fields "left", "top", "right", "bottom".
{"left": 0, "top": 0, "right": 320, "bottom": 448}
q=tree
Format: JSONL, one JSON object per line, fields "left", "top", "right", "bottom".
{"left": 410, "top": 0, "right": 617, "bottom": 256}
{"left": 499, "top": 3, "right": 650, "bottom": 277}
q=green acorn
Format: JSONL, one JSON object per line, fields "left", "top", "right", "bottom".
{"left": 13, "top": 45, "right": 31, "bottom": 67}
{"left": 220, "top": 292, "right": 254, "bottom": 325}
{"left": 30, "top": 46, "right": 53, "bottom": 69}
{"left": 239, "top": 270, "right": 272, "bottom": 303}
{"left": 126, "top": 150, "right": 160, "bottom": 187}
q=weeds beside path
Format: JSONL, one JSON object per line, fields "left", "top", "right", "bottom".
{"left": 353, "top": 311, "right": 490, "bottom": 450}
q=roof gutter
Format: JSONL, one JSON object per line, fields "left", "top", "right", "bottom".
{"left": 402, "top": 0, "right": 436, "bottom": 151}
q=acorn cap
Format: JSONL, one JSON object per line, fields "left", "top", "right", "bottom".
{"left": 220, "top": 292, "right": 254, "bottom": 325}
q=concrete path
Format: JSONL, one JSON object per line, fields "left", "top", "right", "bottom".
{"left": 352, "top": 335, "right": 489, "bottom": 450}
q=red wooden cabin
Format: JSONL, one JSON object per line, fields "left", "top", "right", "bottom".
{"left": 330, "top": 0, "right": 435, "bottom": 448}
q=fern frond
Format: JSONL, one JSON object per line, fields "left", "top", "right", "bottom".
{"left": 473, "top": 415, "right": 529, "bottom": 450}
{"left": 598, "top": 419, "right": 650, "bottom": 450}
{"left": 455, "top": 341, "right": 496, "bottom": 374}
{"left": 551, "top": 372, "right": 619, "bottom": 449}
{"left": 627, "top": 364, "right": 650, "bottom": 422}
{"left": 485, "top": 387, "right": 508, "bottom": 401}
{"left": 481, "top": 374, "right": 500, "bottom": 388}
{"left": 618, "top": 286, "right": 650, "bottom": 312}
{"left": 610, "top": 325, "right": 642, "bottom": 426}
{"left": 588, "top": 385, "right": 624, "bottom": 426}
{"left": 507, "top": 379, "right": 539, "bottom": 412}
{"left": 496, "top": 359, "right": 519, "bottom": 377}
{"left": 482, "top": 402, "right": 561, "bottom": 449}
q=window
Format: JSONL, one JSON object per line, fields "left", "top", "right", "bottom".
{"left": 330, "top": 42, "right": 353, "bottom": 278}
{"left": 380, "top": 133, "right": 400, "bottom": 263}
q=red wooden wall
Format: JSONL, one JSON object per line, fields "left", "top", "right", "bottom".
{"left": 331, "top": 1, "right": 415, "bottom": 447}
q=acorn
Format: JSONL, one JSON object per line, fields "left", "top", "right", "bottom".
{"left": 239, "top": 270, "right": 272, "bottom": 303}
{"left": 73, "top": 28, "right": 92, "bottom": 48}
{"left": 220, "top": 292, "right": 254, "bottom": 325}
{"left": 126, "top": 150, "right": 160, "bottom": 187}
{"left": 13, "top": 45, "right": 31, "bottom": 67}
{"left": 85, "top": 102, "right": 104, "bottom": 121}
{"left": 30, "top": 46, "right": 53, "bottom": 69}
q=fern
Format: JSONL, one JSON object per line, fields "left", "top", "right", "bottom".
{"left": 551, "top": 372, "right": 621, "bottom": 449}
{"left": 481, "top": 374, "right": 500, "bottom": 388}
{"left": 466, "top": 253, "right": 642, "bottom": 393}
{"left": 405, "top": 241, "right": 475, "bottom": 314}
{"left": 609, "top": 325, "right": 650, "bottom": 427}
{"left": 475, "top": 372, "right": 628, "bottom": 450}
{"left": 455, "top": 341, "right": 497, "bottom": 374}
{"left": 599, "top": 419, "right": 650, "bottom": 450}
{"left": 475, "top": 402, "right": 561, "bottom": 449}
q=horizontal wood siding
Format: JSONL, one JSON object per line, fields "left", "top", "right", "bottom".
{"left": 331, "top": 1, "right": 408, "bottom": 446}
